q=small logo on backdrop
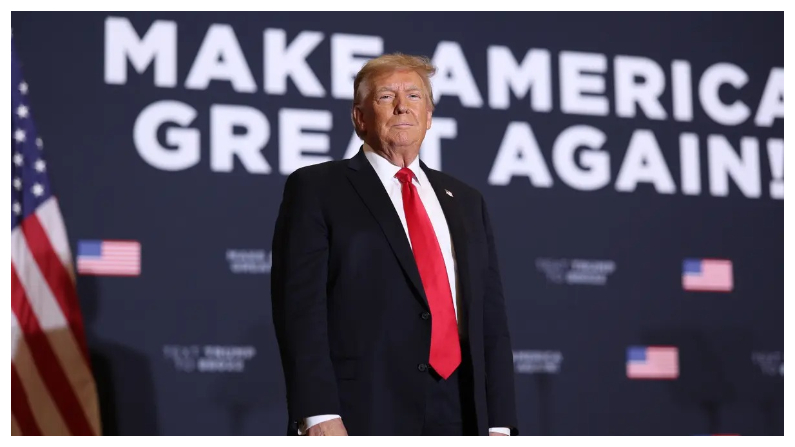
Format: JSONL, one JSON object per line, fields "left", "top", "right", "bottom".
{"left": 76, "top": 239, "right": 140, "bottom": 276}
{"left": 536, "top": 258, "right": 616, "bottom": 286}
{"left": 226, "top": 249, "right": 271, "bottom": 274}
{"left": 512, "top": 350, "right": 563, "bottom": 374}
{"left": 682, "top": 258, "right": 733, "bottom": 292}
{"left": 626, "top": 346, "right": 679, "bottom": 380}
{"left": 163, "top": 345, "right": 257, "bottom": 373}
{"left": 751, "top": 351, "right": 783, "bottom": 377}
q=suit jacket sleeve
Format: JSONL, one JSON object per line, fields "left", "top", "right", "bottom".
{"left": 271, "top": 169, "right": 340, "bottom": 424}
{"left": 480, "top": 195, "right": 519, "bottom": 433}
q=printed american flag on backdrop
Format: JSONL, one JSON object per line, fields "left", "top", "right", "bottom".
{"left": 682, "top": 258, "right": 733, "bottom": 292}
{"left": 77, "top": 240, "right": 141, "bottom": 276}
{"left": 626, "top": 346, "right": 679, "bottom": 380}
{"left": 11, "top": 38, "right": 101, "bottom": 435}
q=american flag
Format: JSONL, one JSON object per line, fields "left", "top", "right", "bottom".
{"left": 626, "top": 346, "right": 679, "bottom": 380}
{"left": 682, "top": 258, "right": 733, "bottom": 292}
{"left": 11, "top": 38, "right": 101, "bottom": 435}
{"left": 77, "top": 240, "right": 141, "bottom": 276}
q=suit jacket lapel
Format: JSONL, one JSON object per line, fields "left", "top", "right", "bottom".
{"left": 345, "top": 149, "right": 430, "bottom": 310}
{"left": 421, "top": 163, "right": 474, "bottom": 314}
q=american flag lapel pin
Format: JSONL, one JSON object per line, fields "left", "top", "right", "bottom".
{"left": 445, "top": 189, "right": 454, "bottom": 197}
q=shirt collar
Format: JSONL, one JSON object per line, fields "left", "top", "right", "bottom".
{"left": 362, "top": 142, "right": 424, "bottom": 185}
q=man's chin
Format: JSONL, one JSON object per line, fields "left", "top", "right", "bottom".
{"left": 386, "top": 132, "right": 423, "bottom": 147}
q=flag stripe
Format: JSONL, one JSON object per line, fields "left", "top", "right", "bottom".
{"left": 11, "top": 227, "right": 68, "bottom": 331}
{"left": 76, "top": 268, "right": 140, "bottom": 275}
{"left": 11, "top": 265, "right": 95, "bottom": 435}
{"left": 35, "top": 198, "right": 75, "bottom": 284}
{"left": 682, "top": 277, "right": 732, "bottom": 289}
{"left": 83, "top": 253, "right": 140, "bottom": 258}
{"left": 77, "top": 260, "right": 140, "bottom": 266}
{"left": 627, "top": 362, "right": 679, "bottom": 371}
{"left": 21, "top": 212, "right": 90, "bottom": 362}
{"left": 11, "top": 334, "right": 70, "bottom": 435}
{"left": 44, "top": 331, "right": 102, "bottom": 436}
{"left": 95, "top": 247, "right": 139, "bottom": 252}
{"left": 76, "top": 265, "right": 141, "bottom": 271}
{"left": 12, "top": 300, "right": 22, "bottom": 359}
{"left": 627, "top": 367, "right": 679, "bottom": 378}
{"left": 11, "top": 364, "right": 43, "bottom": 436}
{"left": 76, "top": 267, "right": 140, "bottom": 272}
{"left": 627, "top": 367, "right": 679, "bottom": 372}
{"left": 81, "top": 247, "right": 139, "bottom": 253}
{"left": 12, "top": 414, "right": 22, "bottom": 436}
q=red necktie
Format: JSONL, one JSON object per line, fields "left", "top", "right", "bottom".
{"left": 395, "top": 167, "right": 461, "bottom": 379}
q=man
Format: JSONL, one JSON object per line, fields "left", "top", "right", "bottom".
{"left": 271, "top": 53, "right": 517, "bottom": 436}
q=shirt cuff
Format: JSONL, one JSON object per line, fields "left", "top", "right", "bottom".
{"left": 489, "top": 427, "right": 511, "bottom": 435}
{"left": 300, "top": 417, "right": 508, "bottom": 435}
{"left": 298, "top": 415, "right": 341, "bottom": 435}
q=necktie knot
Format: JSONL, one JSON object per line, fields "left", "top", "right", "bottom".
{"left": 395, "top": 167, "right": 415, "bottom": 185}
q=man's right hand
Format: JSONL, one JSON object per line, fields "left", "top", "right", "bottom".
{"left": 307, "top": 418, "right": 348, "bottom": 436}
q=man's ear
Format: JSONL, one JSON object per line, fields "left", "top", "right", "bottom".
{"left": 426, "top": 110, "right": 432, "bottom": 130}
{"left": 353, "top": 106, "right": 366, "bottom": 135}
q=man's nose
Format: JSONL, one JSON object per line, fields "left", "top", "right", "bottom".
{"left": 394, "top": 96, "right": 409, "bottom": 113}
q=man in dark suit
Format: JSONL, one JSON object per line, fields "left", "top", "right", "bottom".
{"left": 271, "top": 53, "right": 517, "bottom": 436}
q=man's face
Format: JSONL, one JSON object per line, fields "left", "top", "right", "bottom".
{"left": 354, "top": 69, "right": 433, "bottom": 150}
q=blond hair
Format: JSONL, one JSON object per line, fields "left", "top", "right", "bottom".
{"left": 351, "top": 53, "right": 436, "bottom": 138}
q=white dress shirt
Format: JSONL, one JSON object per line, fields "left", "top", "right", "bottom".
{"left": 302, "top": 144, "right": 510, "bottom": 436}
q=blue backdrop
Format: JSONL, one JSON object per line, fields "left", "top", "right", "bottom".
{"left": 11, "top": 11, "right": 783, "bottom": 435}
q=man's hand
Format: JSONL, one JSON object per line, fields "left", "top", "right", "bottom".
{"left": 307, "top": 418, "right": 348, "bottom": 436}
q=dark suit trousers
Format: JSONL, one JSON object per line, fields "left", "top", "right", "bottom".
{"left": 421, "top": 342, "right": 478, "bottom": 436}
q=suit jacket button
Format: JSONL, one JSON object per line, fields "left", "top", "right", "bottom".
{"left": 421, "top": 312, "right": 430, "bottom": 320}
{"left": 418, "top": 363, "right": 428, "bottom": 372}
